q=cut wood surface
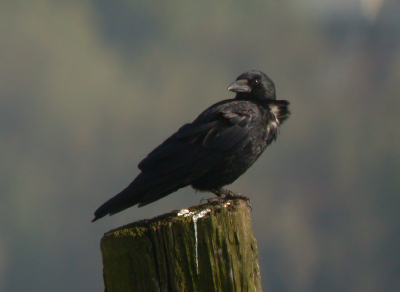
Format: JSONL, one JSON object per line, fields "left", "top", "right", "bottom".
{"left": 101, "top": 199, "right": 262, "bottom": 292}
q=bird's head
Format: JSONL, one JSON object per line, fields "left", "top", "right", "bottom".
{"left": 228, "top": 70, "right": 276, "bottom": 101}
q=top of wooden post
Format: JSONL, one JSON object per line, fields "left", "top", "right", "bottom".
{"left": 101, "top": 199, "right": 262, "bottom": 292}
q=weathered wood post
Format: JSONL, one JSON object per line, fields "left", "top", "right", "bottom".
{"left": 100, "top": 199, "right": 262, "bottom": 292}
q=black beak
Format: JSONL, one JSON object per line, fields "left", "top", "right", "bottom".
{"left": 227, "top": 79, "right": 251, "bottom": 93}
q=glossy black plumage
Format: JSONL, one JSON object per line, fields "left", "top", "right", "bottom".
{"left": 92, "top": 70, "right": 290, "bottom": 221}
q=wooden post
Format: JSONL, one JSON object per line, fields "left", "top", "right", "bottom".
{"left": 100, "top": 199, "right": 262, "bottom": 292}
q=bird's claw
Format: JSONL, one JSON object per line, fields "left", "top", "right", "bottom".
{"left": 205, "top": 188, "right": 252, "bottom": 211}
{"left": 200, "top": 197, "right": 218, "bottom": 204}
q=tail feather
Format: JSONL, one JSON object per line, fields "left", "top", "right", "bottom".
{"left": 137, "top": 181, "right": 186, "bottom": 208}
{"left": 91, "top": 186, "right": 145, "bottom": 222}
{"left": 91, "top": 172, "right": 193, "bottom": 221}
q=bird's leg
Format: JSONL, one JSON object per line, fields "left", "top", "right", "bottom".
{"left": 212, "top": 188, "right": 250, "bottom": 201}
{"left": 200, "top": 188, "right": 251, "bottom": 209}
{"left": 199, "top": 189, "right": 230, "bottom": 205}
{"left": 199, "top": 196, "right": 222, "bottom": 205}
{"left": 206, "top": 188, "right": 251, "bottom": 210}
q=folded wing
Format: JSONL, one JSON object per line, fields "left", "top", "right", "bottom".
{"left": 92, "top": 100, "right": 261, "bottom": 220}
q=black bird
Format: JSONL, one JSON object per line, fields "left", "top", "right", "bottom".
{"left": 92, "top": 70, "right": 290, "bottom": 221}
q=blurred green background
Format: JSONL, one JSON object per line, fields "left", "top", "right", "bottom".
{"left": 1, "top": 0, "right": 399, "bottom": 291}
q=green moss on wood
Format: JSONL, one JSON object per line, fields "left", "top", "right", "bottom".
{"left": 101, "top": 199, "right": 262, "bottom": 292}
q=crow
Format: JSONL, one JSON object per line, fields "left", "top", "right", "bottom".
{"left": 92, "top": 70, "right": 290, "bottom": 221}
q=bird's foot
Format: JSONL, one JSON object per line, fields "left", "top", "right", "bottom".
{"left": 212, "top": 188, "right": 250, "bottom": 200}
{"left": 208, "top": 188, "right": 252, "bottom": 210}
{"left": 200, "top": 196, "right": 225, "bottom": 205}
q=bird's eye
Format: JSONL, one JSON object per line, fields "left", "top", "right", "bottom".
{"left": 252, "top": 79, "right": 259, "bottom": 86}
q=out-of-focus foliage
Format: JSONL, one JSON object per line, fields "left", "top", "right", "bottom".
{"left": 0, "top": 0, "right": 399, "bottom": 291}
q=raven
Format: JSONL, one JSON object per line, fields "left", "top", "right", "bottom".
{"left": 92, "top": 70, "right": 290, "bottom": 221}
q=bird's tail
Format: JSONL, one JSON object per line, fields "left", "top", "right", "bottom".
{"left": 91, "top": 172, "right": 188, "bottom": 222}
{"left": 91, "top": 186, "right": 144, "bottom": 222}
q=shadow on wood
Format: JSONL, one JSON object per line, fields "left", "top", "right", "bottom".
{"left": 100, "top": 199, "right": 262, "bottom": 292}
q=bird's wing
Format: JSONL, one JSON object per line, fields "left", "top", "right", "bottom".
{"left": 92, "top": 101, "right": 262, "bottom": 219}
{"left": 138, "top": 100, "right": 260, "bottom": 172}
{"left": 119, "top": 100, "right": 261, "bottom": 208}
